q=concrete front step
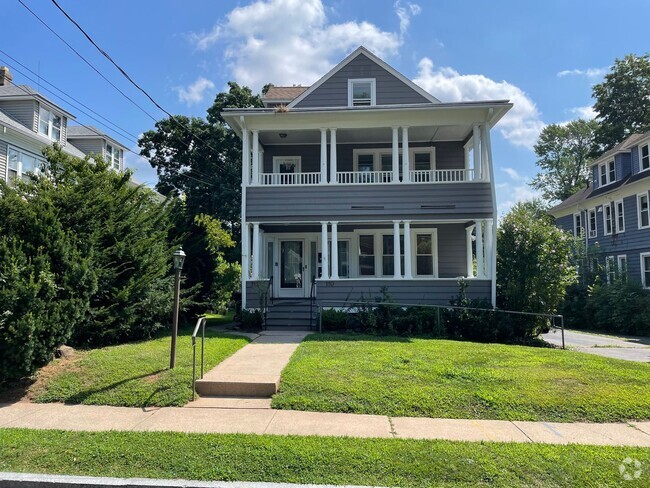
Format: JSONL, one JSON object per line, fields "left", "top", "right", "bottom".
{"left": 195, "top": 374, "right": 279, "bottom": 397}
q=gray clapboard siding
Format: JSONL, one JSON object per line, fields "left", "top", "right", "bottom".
{"left": 0, "top": 139, "right": 7, "bottom": 181}
{"left": 246, "top": 183, "right": 493, "bottom": 222}
{"left": 295, "top": 54, "right": 431, "bottom": 108}
{"left": 67, "top": 138, "right": 104, "bottom": 158}
{"left": 0, "top": 100, "right": 37, "bottom": 131}
{"left": 437, "top": 224, "right": 468, "bottom": 277}
{"left": 631, "top": 144, "right": 640, "bottom": 175}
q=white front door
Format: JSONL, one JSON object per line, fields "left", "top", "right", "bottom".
{"left": 278, "top": 239, "right": 306, "bottom": 297}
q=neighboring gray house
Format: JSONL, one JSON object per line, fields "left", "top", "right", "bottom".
{"left": 222, "top": 47, "right": 512, "bottom": 321}
{"left": 549, "top": 131, "right": 650, "bottom": 288}
{"left": 0, "top": 66, "right": 126, "bottom": 185}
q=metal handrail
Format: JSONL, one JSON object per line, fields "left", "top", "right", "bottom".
{"left": 191, "top": 316, "right": 206, "bottom": 401}
{"left": 317, "top": 300, "right": 565, "bottom": 348}
{"left": 263, "top": 276, "right": 273, "bottom": 330}
{"left": 309, "top": 279, "right": 317, "bottom": 329}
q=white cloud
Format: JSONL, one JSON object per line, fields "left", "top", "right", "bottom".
{"left": 189, "top": 0, "right": 405, "bottom": 91}
{"left": 394, "top": 1, "right": 421, "bottom": 37}
{"left": 557, "top": 67, "right": 607, "bottom": 79}
{"left": 175, "top": 77, "right": 216, "bottom": 105}
{"left": 497, "top": 183, "right": 541, "bottom": 216}
{"left": 568, "top": 105, "right": 597, "bottom": 120}
{"left": 501, "top": 167, "right": 525, "bottom": 181}
{"left": 413, "top": 58, "right": 545, "bottom": 149}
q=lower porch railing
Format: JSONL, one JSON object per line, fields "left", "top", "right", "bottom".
{"left": 256, "top": 168, "right": 478, "bottom": 185}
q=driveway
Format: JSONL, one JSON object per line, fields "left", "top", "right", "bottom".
{"left": 542, "top": 329, "right": 650, "bottom": 363}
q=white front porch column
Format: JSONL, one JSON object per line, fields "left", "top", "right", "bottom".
{"left": 242, "top": 222, "right": 250, "bottom": 281}
{"left": 401, "top": 126, "right": 410, "bottom": 183}
{"left": 403, "top": 221, "right": 412, "bottom": 278}
{"left": 329, "top": 129, "right": 337, "bottom": 184}
{"left": 480, "top": 124, "right": 490, "bottom": 182}
{"left": 392, "top": 126, "right": 399, "bottom": 183}
{"left": 472, "top": 125, "right": 481, "bottom": 180}
{"left": 393, "top": 220, "right": 402, "bottom": 279}
{"left": 331, "top": 221, "right": 339, "bottom": 279}
{"left": 476, "top": 220, "right": 484, "bottom": 279}
{"left": 242, "top": 130, "right": 250, "bottom": 186}
{"left": 320, "top": 128, "right": 327, "bottom": 185}
{"left": 320, "top": 221, "right": 329, "bottom": 279}
{"left": 464, "top": 145, "right": 470, "bottom": 171}
{"left": 466, "top": 225, "right": 475, "bottom": 278}
{"left": 251, "top": 222, "right": 260, "bottom": 279}
{"left": 251, "top": 130, "right": 260, "bottom": 186}
{"left": 485, "top": 219, "right": 493, "bottom": 278}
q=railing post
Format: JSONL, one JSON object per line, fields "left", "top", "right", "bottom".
{"left": 192, "top": 338, "right": 196, "bottom": 401}
{"left": 319, "top": 305, "right": 323, "bottom": 333}
{"left": 201, "top": 318, "right": 205, "bottom": 378}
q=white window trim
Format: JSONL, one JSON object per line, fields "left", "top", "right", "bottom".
{"left": 639, "top": 143, "right": 650, "bottom": 173}
{"left": 348, "top": 78, "right": 376, "bottom": 107}
{"left": 603, "top": 203, "right": 613, "bottom": 236}
{"left": 641, "top": 252, "right": 650, "bottom": 289}
{"left": 598, "top": 160, "right": 616, "bottom": 187}
{"left": 605, "top": 255, "right": 616, "bottom": 284}
{"left": 352, "top": 147, "right": 436, "bottom": 171}
{"left": 587, "top": 208, "right": 597, "bottom": 238}
{"left": 617, "top": 255, "right": 627, "bottom": 278}
{"left": 37, "top": 104, "right": 62, "bottom": 142}
{"left": 637, "top": 192, "right": 650, "bottom": 230}
{"left": 6, "top": 145, "right": 45, "bottom": 182}
{"left": 105, "top": 143, "right": 123, "bottom": 171}
{"left": 272, "top": 156, "right": 302, "bottom": 173}
{"left": 573, "top": 212, "right": 583, "bottom": 237}
{"left": 614, "top": 199, "right": 625, "bottom": 233}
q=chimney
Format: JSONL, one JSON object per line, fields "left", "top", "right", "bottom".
{"left": 0, "top": 66, "right": 13, "bottom": 86}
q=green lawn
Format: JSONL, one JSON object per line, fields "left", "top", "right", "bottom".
{"left": 30, "top": 330, "right": 249, "bottom": 407}
{"left": 204, "top": 311, "right": 235, "bottom": 327}
{"left": 272, "top": 334, "right": 650, "bottom": 422}
{"left": 0, "top": 429, "right": 648, "bottom": 487}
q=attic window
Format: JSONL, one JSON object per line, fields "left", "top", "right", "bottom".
{"left": 348, "top": 79, "right": 376, "bottom": 107}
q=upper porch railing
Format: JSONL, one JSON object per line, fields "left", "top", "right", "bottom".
{"left": 255, "top": 168, "right": 478, "bottom": 186}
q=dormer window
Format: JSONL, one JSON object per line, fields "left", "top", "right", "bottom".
{"left": 105, "top": 144, "right": 122, "bottom": 171}
{"left": 348, "top": 78, "right": 376, "bottom": 106}
{"left": 38, "top": 106, "right": 61, "bottom": 142}
{"left": 599, "top": 160, "right": 616, "bottom": 186}
{"left": 640, "top": 143, "right": 649, "bottom": 172}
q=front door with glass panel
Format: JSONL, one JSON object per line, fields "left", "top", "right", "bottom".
{"left": 279, "top": 240, "right": 305, "bottom": 297}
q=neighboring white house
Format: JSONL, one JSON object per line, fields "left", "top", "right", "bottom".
{"left": 0, "top": 66, "right": 127, "bottom": 185}
{"left": 222, "top": 47, "right": 511, "bottom": 325}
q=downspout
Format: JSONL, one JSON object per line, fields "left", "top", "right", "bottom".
{"left": 485, "top": 109, "right": 498, "bottom": 308}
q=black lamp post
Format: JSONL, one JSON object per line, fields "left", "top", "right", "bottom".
{"left": 169, "top": 247, "right": 186, "bottom": 369}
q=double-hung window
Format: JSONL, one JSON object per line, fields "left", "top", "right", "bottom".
{"left": 614, "top": 199, "right": 625, "bottom": 233}
{"left": 603, "top": 204, "right": 613, "bottom": 235}
{"left": 641, "top": 253, "right": 650, "bottom": 289}
{"left": 617, "top": 255, "right": 627, "bottom": 282}
{"left": 105, "top": 144, "right": 122, "bottom": 171}
{"left": 415, "top": 233, "right": 435, "bottom": 276}
{"left": 348, "top": 79, "right": 376, "bottom": 107}
{"left": 588, "top": 208, "right": 597, "bottom": 238}
{"left": 358, "top": 235, "right": 375, "bottom": 276}
{"left": 7, "top": 147, "right": 43, "bottom": 184}
{"left": 382, "top": 234, "right": 404, "bottom": 276}
{"left": 640, "top": 143, "right": 649, "bottom": 172}
{"left": 599, "top": 160, "right": 616, "bottom": 186}
{"left": 38, "top": 106, "right": 61, "bottom": 142}
{"left": 638, "top": 193, "right": 650, "bottom": 229}
{"left": 605, "top": 256, "right": 616, "bottom": 284}
{"left": 573, "top": 213, "right": 584, "bottom": 237}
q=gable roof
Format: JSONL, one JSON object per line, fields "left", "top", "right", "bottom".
{"left": 262, "top": 86, "right": 309, "bottom": 102}
{"left": 287, "top": 46, "right": 440, "bottom": 108}
{"left": 67, "top": 124, "right": 127, "bottom": 150}
{"left": 0, "top": 84, "right": 76, "bottom": 119}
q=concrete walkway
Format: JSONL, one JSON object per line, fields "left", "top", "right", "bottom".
{"left": 543, "top": 329, "right": 650, "bottom": 362}
{"left": 1, "top": 401, "right": 650, "bottom": 447}
{"left": 195, "top": 330, "right": 310, "bottom": 397}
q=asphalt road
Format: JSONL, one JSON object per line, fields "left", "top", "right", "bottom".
{"left": 542, "top": 329, "right": 650, "bottom": 362}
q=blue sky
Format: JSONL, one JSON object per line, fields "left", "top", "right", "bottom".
{"left": 2, "top": 0, "right": 648, "bottom": 212}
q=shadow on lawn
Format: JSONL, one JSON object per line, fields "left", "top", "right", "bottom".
{"left": 303, "top": 333, "right": 413, "bottom": 343}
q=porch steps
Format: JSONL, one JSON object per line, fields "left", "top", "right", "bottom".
{"left": 266, "top": 298, "right": 316, "bottom": 329}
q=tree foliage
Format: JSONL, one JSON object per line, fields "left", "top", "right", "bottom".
{"left": 497, "top": 203, "right": 577, "bottom": 321}
{"left": 530, "top": 119, "right": 599, "bottom": 202}
{"left": 592, "top": 53, "right": 650, "bottom": 149}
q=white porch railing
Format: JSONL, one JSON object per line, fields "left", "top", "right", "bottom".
{"left": 259, "top": 172, "right": 321, "bottom": 185}
{"left": 410, "top": 169, "right": 476, "bottom": 183}
{"left": 337, "top": 171, "right": 393, "bottom": 184}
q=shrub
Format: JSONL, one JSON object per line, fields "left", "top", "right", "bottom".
{"left": 584, "top": 280, "right": 650, "bottom": 336}
{"left": 320, "top": 309, "right": 348, "bottom": 331}
{"left": 240, "top": 309, "right": 263, "bottom": 329}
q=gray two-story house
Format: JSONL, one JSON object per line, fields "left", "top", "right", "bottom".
{"left": 222, "top": 47, "right": 511, "bottom": 322}
{"left": 0, "top": 66, "right": 126, "bottom": 185}
{"left": 550, "top": 131, "right": 650, "bottom": 288}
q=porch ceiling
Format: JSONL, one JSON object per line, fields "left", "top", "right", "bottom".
{"left": 259, "top": 125, "right": 471, "bottom": 145}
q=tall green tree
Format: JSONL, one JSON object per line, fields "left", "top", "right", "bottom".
{"left": 530, "top": 119, "right": 599, "bottom": 202}
{"left": 593, "top": 53, "right": 650, "bottom": 149}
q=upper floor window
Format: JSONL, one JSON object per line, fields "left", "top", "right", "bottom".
{"left": 7, "top": 147, "right": 44, "bottom": 184}
{"left": 588, "top": 208, "right": 597, "bottom": 238}
{"left": 599, "top": 160, "right": 616, "bottom": 186}
{"left": 38, "top": 106, "right": 61, "bottom": 142}
{"left": 641, "top": 252, "right": 650, "bottom": 289}
{"left": 105, "top": 144, "right": 122, "bottom": 171}
{"left": 638, "top": 193, "right": 650, "bottom": 229}
{"left": 615, "top": 199, "right": 625, "bottom": 233}
{"left": 603, "top": 203, "right": 613, "bottom": 235}
{"left": 348, "top": 79, "right": 376, "bottom": 107}
{"left": 640, "top": 143, "right": 649, "bottom": 172}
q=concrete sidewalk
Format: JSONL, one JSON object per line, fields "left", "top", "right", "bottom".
{"left": 1, "top": 401, "right": 649, "bottom": 447}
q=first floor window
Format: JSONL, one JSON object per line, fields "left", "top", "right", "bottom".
{"left": 617, "top": 255, "right": 627, "bottom": 282}
{"left": 615, "top": 200, "right": 625, "bottom": 233}
{"left": 7, "top": 147, "right": 43, "bottom": 184}
{"left": 588, "top": 209, "right": 597, "bottom": 238}
{"left": 416, "top": 233, "right": 434, "bottom": 275}
{"left": 327, "top": 240, "right": 350, "bottom": 278}
{"left": 382, "top": 234, "right": 404, "bottom": 276}
{"left": 603, "top": 204, "right": 613, "bottom": 235}
{"left": 638, "top": 193, "right": 650, "bottom": 229}
{"left": 359, "top": 235, "right": 375, "bottom": 276}
{"left": 642, "top": 253, "right": 650, "bottom": 289}
{"left": 573, "top": 212, "right": 584, "bottom": 237}
{"left": 605, "top": 256, "right": 616, "bottom": 284}
{"left": 640, "top": 143, "right": 649, "bottom": 172}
